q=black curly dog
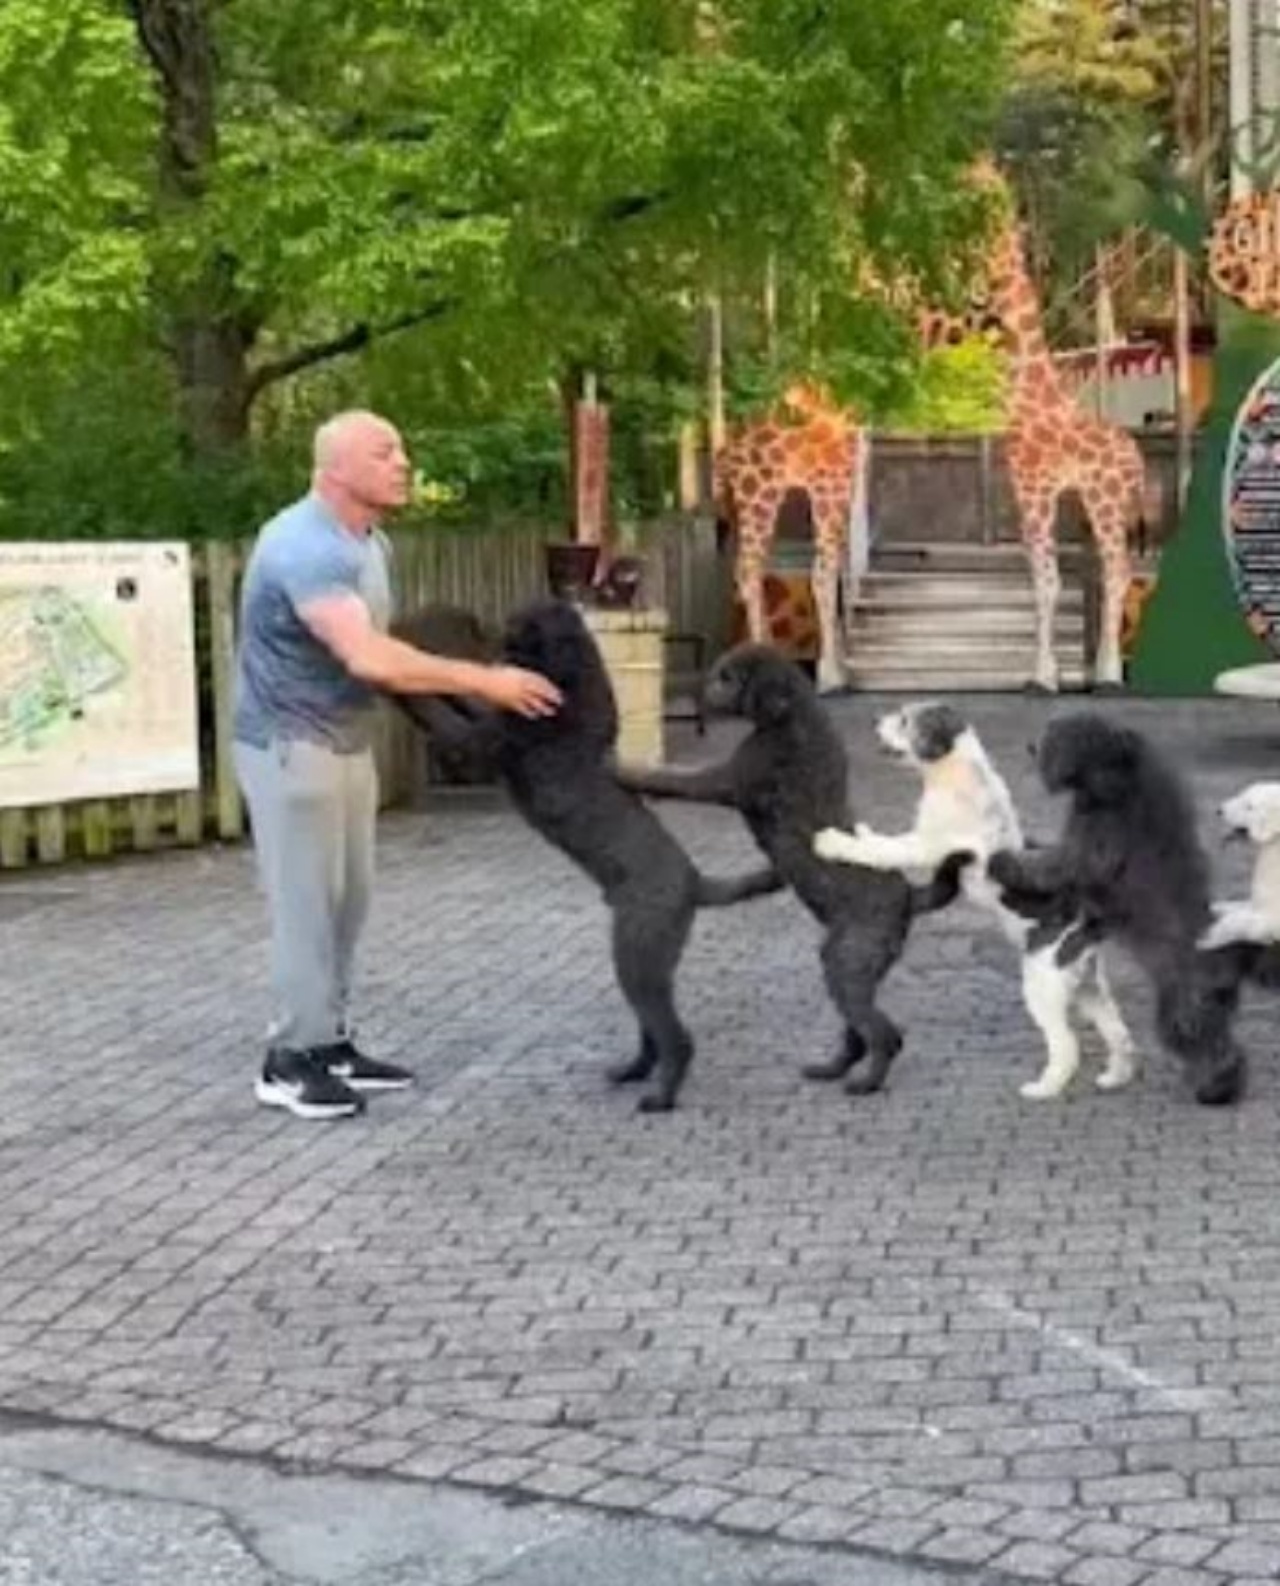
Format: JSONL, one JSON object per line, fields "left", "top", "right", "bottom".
{"left": 614, "top": 643, "right": 971, "bottom": 1095}
{"left": 988, "top": 712, "right": 1249, "bottom": 1106}
{"left": 392, "top": 599, "right": 781, "bottom": 1113}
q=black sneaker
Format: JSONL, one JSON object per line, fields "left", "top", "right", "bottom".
{"left": 318, "top": 1038, "right": 414, "bottom": 1092}
{"left": 255, "top": 1048, "right": 366, "bottom": 1119}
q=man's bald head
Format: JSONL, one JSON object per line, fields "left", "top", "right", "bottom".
{"left": 311, "top": 410, "right": 411, "bottom": 528}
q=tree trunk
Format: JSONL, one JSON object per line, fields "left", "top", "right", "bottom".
{"left": 131, "top": 0, "right": 256, "bottom": 457}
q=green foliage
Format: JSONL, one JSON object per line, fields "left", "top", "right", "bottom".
{"left": 0, "top": 0, "right": 154, "bottom": 374}
{"left": 881, "top": 340, "right": 1008, "bottom": 435}
{"left": 996, "top": 0, "right": 1177, "bottom": 314}
{"left": 0, "top": 0, "right": 1020, "bottom": 539}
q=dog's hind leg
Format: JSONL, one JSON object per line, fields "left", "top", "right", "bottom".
{"left": 607, "top": 1033, "right": 657, "bottom": 1086}
{"left": 611, "top": 904, "right": 695, "bottom": 1113}
{"left": 1019, "top": 944, "right": 1084, "bottom": 1099}
{"left": 818, "top": 930, "right": 903, "bottom": 1096}
{"left": 1155, "top": 974, "right": 1247, "bottom": 1107}
{"left": 1079, "top": 955, "right": 1139, "bottom": 1091}
{"left": 843, "top": 1011, "right": 903, "bottom": 1095}
{"left": 802, "top": 1026, "right": 866, "bottom": 1082}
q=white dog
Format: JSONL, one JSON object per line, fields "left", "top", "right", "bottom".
{"left": 813, "top": 702, "right": 1138, "bottom": 1100}
{"left": 1199, "top": 781, "right": 1280, "bottom": 951}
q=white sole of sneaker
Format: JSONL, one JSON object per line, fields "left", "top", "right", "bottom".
{"left": 254, "top": 1079, "right": 363, "bottom": 1119}
{"left": 329, "top": 1074, "right": 413, "bottom": 1092}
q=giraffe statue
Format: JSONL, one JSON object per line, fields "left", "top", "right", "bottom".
{"left": 715, "top": 383, "right": 862, "bottom": 694}
{"left": 981, "top": 198, "right": 1156, "bottom": 692}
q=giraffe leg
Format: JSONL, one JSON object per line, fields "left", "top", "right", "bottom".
{"left": 811, "top": 500, "right": 848, "bottom": 694}
{"left": 736, "top": 499, "right": 774, "bottom": 646}
{"left": 1088, "top": 502, "right": 1131, "bottom": 690}
{"left": 1019, "top": 500, "right": 1061, "bottom": 693}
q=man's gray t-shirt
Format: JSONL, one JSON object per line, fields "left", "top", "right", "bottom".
{"left": 233, "top": 493, "right": 392, "bottom": 754}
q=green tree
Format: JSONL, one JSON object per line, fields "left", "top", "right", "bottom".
{"left": 0, "top": 0, "right": 1018, "bottom": 535}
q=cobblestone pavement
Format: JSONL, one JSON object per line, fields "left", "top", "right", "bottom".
{"left": 4, "top": 692, "right": 1280, "bottom": 1586}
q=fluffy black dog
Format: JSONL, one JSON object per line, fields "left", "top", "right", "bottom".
{"left": 614, "top": 643, "right": 971, "bottom": 1095}
{"left": 988, "top": 712, "right": 1249, "bottom": 1106}
{"left": 393, "top": 599, "right": 781, "bottom": 1113}
{"left": 390, "top": 603, "right": 500, "bottom": 783}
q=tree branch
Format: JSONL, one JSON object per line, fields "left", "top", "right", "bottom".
{"left": 245, "top": 301, "right": 454, "bottom": 401}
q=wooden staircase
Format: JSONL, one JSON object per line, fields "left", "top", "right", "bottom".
{"left": 844, "top": 540, "right": 1091, "bottom": 693}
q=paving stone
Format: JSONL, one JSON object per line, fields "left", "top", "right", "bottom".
{"left": 1203, "top": 1537, "right": 1280, "bottom": 1575}
{"left": 1133, "top": 1570, "right": 1230, "bottom": 1586}
{"left": 707, "top": 1496, "right": 803, "bottom": 1536}
{"left": 1063, "top": 1560, "right": 1149, "bottom": 1586}
{"left": 644, "top": 1485, "right": 736, "bottom": 1523}
{"left": 7, "top": 696, "right": 1280, "bottom": 1585}
{"left": 1133, "top": 1533, "right": 1222, "bottom": 1568}
{"left": 915, "top": 1527, "right": 1008, "bottom": 1566}
{"left": 990, "top": 1539, "right": 1082, "bottom": 1579}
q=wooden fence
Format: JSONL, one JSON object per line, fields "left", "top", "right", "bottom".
{"left": 0, "top": 516, "right": 728, "bottom": 871}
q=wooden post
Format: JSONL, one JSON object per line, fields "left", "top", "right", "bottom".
{"left": 764, "top": 252, "right": 778, "bottom": 366}
{"left": 1173, "top": 242, "right": 1193, "bottom": 513}
{"left": 205, "top": 540, "right": 243, "bottom": 840}
{"left": 573, "top": 371, "right": 610, "bottom": 548}
{"left": 702, "top": 290, "right": 725, "bottom": 514}
{"left": 34, "top": 806, "right": 65, "bottom": 864}
{"left": 677, "top": 422, "right": 700, "bottom": 511}
{"left": 1094, "top": 242, "right": 1109, "bottom": 419}
{"left": 978, "top": 434, "right": 995, "bottom": 545}
{"left": 706, "top": 291, "right": 725, "bottom": 455}
{"left": 0, "top": 810, "right": 27, "bottom": 868}
{"left": 81, "top": 800, "right": 114, "bottom": 859}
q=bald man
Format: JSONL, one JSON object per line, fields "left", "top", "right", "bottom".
{"left": 233, "top": 411, "right": 561, "bottom": 1121}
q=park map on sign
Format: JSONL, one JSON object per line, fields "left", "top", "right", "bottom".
{"left": 0, "top": 585, "right": 129, "bottom": 754}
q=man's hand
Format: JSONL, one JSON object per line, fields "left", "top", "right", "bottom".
{"left": 480, "top": 665, "right": 562, "bottom": 718}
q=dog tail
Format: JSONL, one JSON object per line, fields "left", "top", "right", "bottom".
{"left": 694, "top": 866, "right": 784, "bottom": 908}
{"left": 908, "top": 850, "right": 975, "bottom": 915}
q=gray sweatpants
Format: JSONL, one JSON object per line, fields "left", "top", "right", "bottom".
{"left": 234, "top": 737, "right": 379, "bottom": 1051}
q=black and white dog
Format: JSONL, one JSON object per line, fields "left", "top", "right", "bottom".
{"left": 814, "top": 702, "right": 1138, "bottom": 1100}
{"left": 985, "top": 713, "right": 1248, "bottom": 1107}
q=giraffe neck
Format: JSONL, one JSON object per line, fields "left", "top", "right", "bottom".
{"left": 990, "top": 225, "right": 1068, "bottom": 416}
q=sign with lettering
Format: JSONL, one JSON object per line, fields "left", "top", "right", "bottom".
{"left": 0, "top": 542, "right": 200, "bottom": 807}
{"left": 1223, "top": 355, "right": 1280, "bottom": 655}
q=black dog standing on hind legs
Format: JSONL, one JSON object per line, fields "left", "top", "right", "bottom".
{"left": 613, "top": 643, "right": 972, "bottom": 1096}
{"left": 988, "top": 712, "right": 1250, "bottom": 1106}
{"left": 391, "top": 599, "right": 782, "bottom": 1114}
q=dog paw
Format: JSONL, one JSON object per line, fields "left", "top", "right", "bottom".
{"left": 1194, "top": 1060, "right": 1246, "bottom": 1107}
{"left": 844, "top": 1073, "right": 885, "bottom": 1097}
{"left": 803, "top": 1057, "right": 854, "bottom": 1081}
{"left": 1197, "top": 920, "right": 1236, "bottom": 952}
{"left": 1019, "top": 1074, "right": 1070, "bottom": 1100}
{"left": 637, "top": 1091, "right": 676, "bottom": 1114}
{"left": 607, "top": 1057, "right": 653, "bottom": 1085}
{"left": 1095, "top": 1059, "right": 1138, "bottom": 1091}
{"left": 813, "top": 827, "right": 850, "bottom": 862}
